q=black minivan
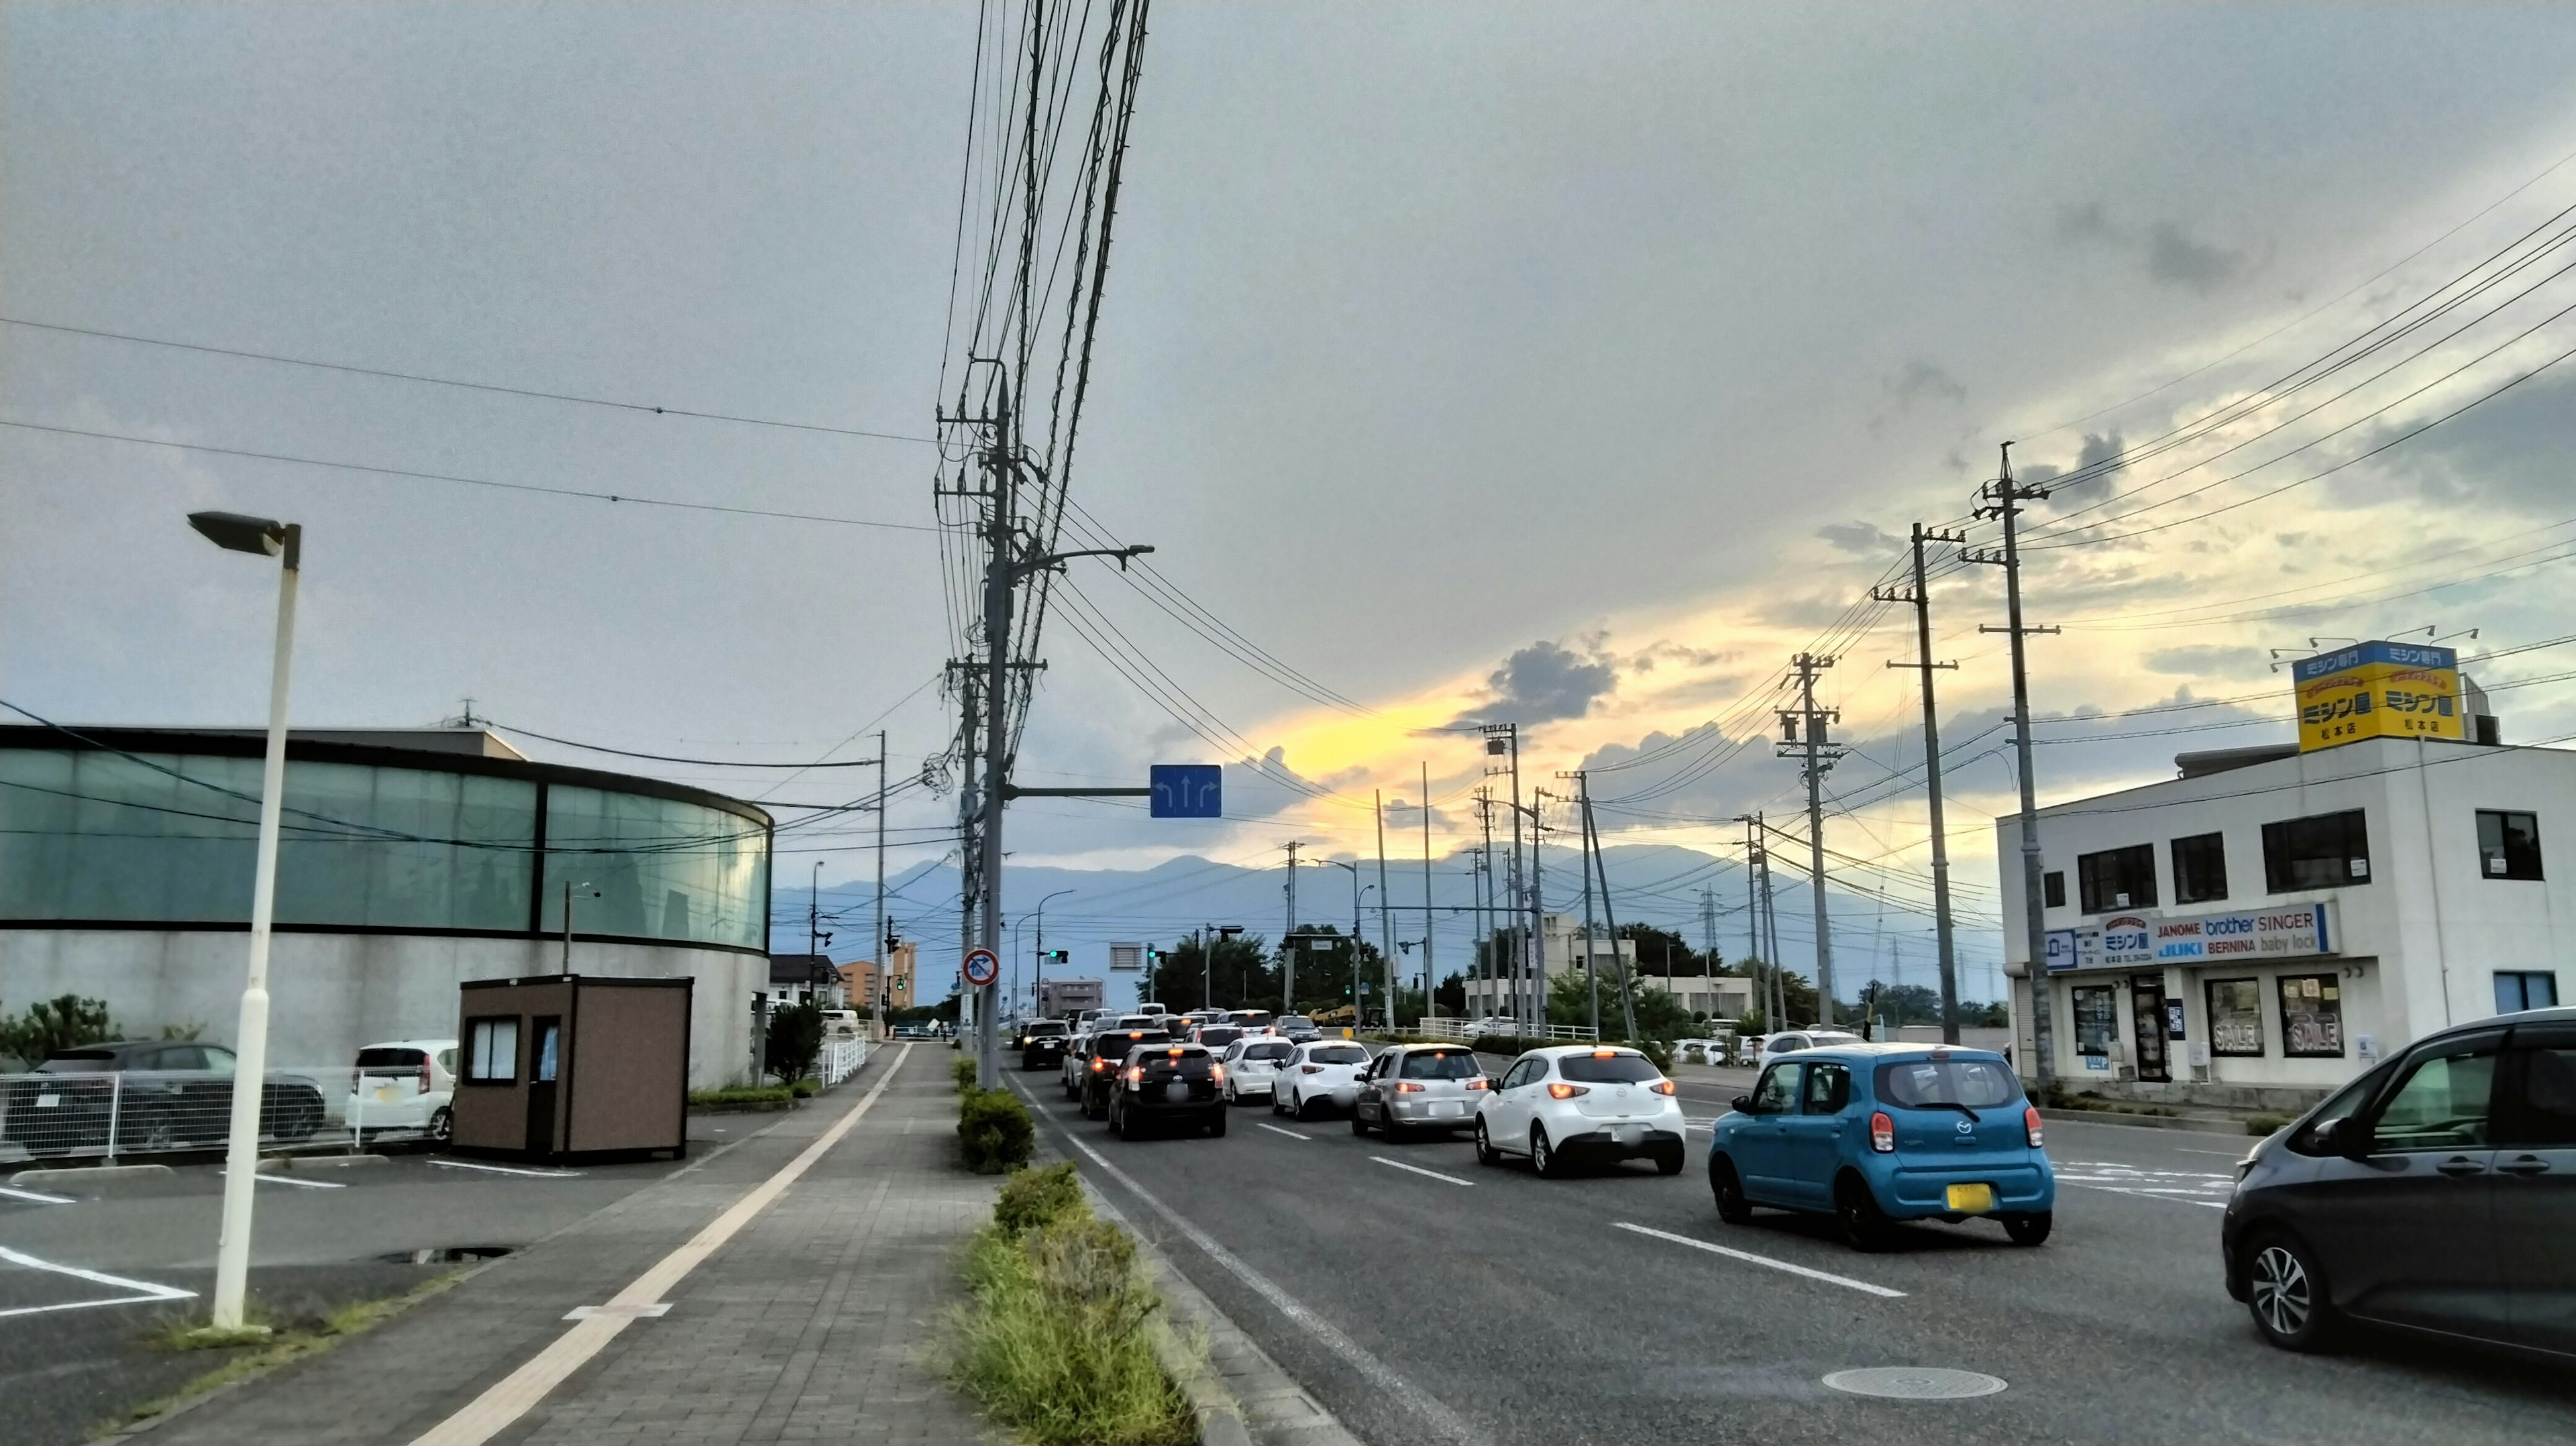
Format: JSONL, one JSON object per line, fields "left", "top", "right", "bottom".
{"left": 2222, "top": 1006, "right": 2575, "bottom": 1359}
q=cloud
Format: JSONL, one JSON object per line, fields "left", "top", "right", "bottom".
{"left": 1817, "top": 520, "right": 1900, "bottom": 555}
{"left": 1884, "top": 358, "right": 1967, "bottom": 408}
{"left": 1452, "top": 640, "right": 1618, "bottom": 725}
{"left": 2017, "top": 431, "right": 2125, "bottom": 490}
{"left": 2143, "top": 645, "right": 2268, "bottom": 677}
{"left": 2054, "top": 201, "right": 2245, "bottom": 293}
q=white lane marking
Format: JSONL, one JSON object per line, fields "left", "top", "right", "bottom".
{"left": 562, "top": 1302, "right": 670, "bottom": 1321}
{"left": 0, "top": 1245, "right": 196, "bottom": 1318}
{"left": 2174, "top": 1147, "right": 2243, "bottom": 1156}
{"left": 1369, "top": 1155, "right": 1474, "bottom": 1187}
{"left": 1613, "top": 1222, "right": 1908, "bottom": 1298}
{"left": 428, "top": 1159, "right": 584, "bottom": 1179}
{"left": 2053, "top": 1159, "right": 2233, "bottom": 1208}
{"left": 1254, "top": 1122, "right": 1311, "bottom": 1141}
{"left": 1012, "top": 1078, "right": 1484, "bottom": 1446}
{"left": 405, "top": 1043, "right": 911, "bottom": 1446}
{"left": 2059, "top": 1182, "right": 2228, "bottom": 1209}
{"left": 225, "top": 1168, "right": 345, "bottom": 1190}
{"left": 0, "top": 1185, "right": 76, "bottom": 1205}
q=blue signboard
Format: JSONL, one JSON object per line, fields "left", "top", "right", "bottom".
{"left": 1150, "top": 764, "right": 1222, "bottom": 819}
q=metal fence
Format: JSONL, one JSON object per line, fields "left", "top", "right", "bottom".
{"left": 0, "top": 1064, "right": 445, "bottom": 1165}
{"left": 1414, "top": 1018, "right": 1601, "bottom": 1044}
{"left": 818, "top": 1038, "right": 870, "bottom": 1089}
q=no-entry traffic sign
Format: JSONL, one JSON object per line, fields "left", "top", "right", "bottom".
{"left": 963, "top": 947, "right": 1000, "bottom": 988}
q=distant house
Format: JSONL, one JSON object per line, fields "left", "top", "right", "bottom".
{"left": 767, "top": 953, "right": 843, "bottom": 1007}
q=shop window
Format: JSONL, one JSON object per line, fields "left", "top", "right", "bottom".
{"left": 2261, "top": 810, "right": 2371, "bottom": 892}
{"left": 2206, "top": 978, "right": 2265, "bottom": 1057}
{"left": 2475, "top": 810, "right": 2542, "bottom": 881}
{"left": 2277, "top": 975, "right": 2345, "bottom": 1058}
{"left": 2043, "top": 871, "right": 2065, "bottom": 908}
{"left": 2496, "top": 971, "right": 2560, "bottom": 1014}
{"left": 465, "top": 1017, "right": 519, "bottom": 1083}
{"left": 2071, "top": 985, "right": 2118, "bottom": 1059}
{"left": 2170, "top": 832, "right": 2229, "bottom": 905}
{"left": 2077, "top": 844, "right": 2157, "bottom": 913}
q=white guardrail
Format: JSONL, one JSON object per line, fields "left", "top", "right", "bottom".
{"left": 1413, "top": 1019, "right": 1601, "bottom": 1044}
{"left": 819, "top": 1038, "right": 871, "bottom": 1089}
{"left": 0, "top": 1064, "right": 449, "bottom": 1166}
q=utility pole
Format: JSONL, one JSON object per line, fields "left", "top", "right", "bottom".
{"left": 1967, "top": 441, "right": 2061, "bottom": 1090}
{"left": 1532, "top": 787, "right": 1550, "bottom": 1030}
{"left": 1419, "top": 761, "right": 1432, "bottom": 1016}
{"left": 1736, "top": 816, "right": 1766, "bottom": 1027}
{"left": 1777, "top": 655, "right": 1844, "bottom": 1027}
{"left": 1281, "top": 840, "right": 1300, "bottom": 1013}
{"left": 949, "top": 658, "right": 981, "bottom": 1058}
{"left": 1875, "top": 523, "right": 1970, "bottom": 1044}
{"left": 1762, "top": 816, "right": 1786, "bottom": 1026}
{"left": 1575, "top": 783, "right": 1600, "bottom": 1038}
{"left": 1580, "top": 777, "right": 1638, "bottom": 1042}
{"left": 873, "top": 730, "right": 888, "bottom": 1040}
{"left": 1475, "top": 786, "right": 1493, "bottom": 1018}
{"left": 1377, "top": 789, "right": 1394, "bottom": 1030}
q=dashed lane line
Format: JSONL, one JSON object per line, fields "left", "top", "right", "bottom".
{"left": 1613, "top": 1222, "right": 1909, "bottom": 1298}
{"left": 1368, "top": 1156, "right": 1474, "bottom": 1187}
{"left": 1254, "top": 1122, "right": 1311, "bottom": 1141}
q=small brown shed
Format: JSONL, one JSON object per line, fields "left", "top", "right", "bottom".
{"left": 450, "top": 974, "right": 692, "bottom": 1162}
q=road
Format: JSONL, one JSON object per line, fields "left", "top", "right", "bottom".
{"left": 1006, "top": 1055, "right": 2576, "bottom": 1446}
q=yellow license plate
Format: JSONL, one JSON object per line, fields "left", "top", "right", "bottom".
{"left": 1946, "top": 1183, "right": 1996, "bottom": 1213}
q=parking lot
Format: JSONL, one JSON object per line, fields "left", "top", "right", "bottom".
{"left": 1009, "top": 1043, "right": 2576, "bottom": 1446}
{"left": 1, "top": 1117, "right": 765, "bottom": 1446}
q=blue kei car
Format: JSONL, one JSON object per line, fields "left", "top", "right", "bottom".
{"left": 1707, "top": 1043, "right": 2055, "bottom": 1251}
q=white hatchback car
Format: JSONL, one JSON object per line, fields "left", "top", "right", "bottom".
{"left": 1474, "top": 1045, "right": 1686, "bottom": 1176}
{"left": 1273, "top": 1040, "right": 1370, "bottom": 1119}
{"left": 1750, "top": 1030, "right": 1863, "bottom": 1071}
{"left": 1220, "top": 1036, "right": 1295, "bottom": 1104}
{"left": 344, "top": 1038, "right": 458, "bottom": 1144}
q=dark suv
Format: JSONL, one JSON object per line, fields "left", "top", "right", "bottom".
{"left": 1104, "top": 1042, "right": 1226, "bottom": 1139}
{"left": 2223, "top": 1006, "right": 2576, "bottom": 1359}
{"left": 1, "top": 1041, "right": 327, "bottom": 1156}
{"left": 1077, "top": 1027, "right": 1171, "bottom": 1118}
{"left": 1016, "top": 1019, "right": 1071, "bottom": 1070}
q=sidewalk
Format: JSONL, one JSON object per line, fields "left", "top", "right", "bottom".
{"left": 119, "top": 1044, "right": 1004, "bottom": 1446}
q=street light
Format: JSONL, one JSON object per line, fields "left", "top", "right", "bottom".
{"left": 1309, "top": 858, "right": 1368, "bottom": 1029}
{"left": 1201, "top": 924, "right": 1245, "bottom": 1011}
{"left": 189, "top": 509, "right": 299, "bottom": 1336}
{"left": 1028, "top": 888, "right": 1075, "bottom": 1019}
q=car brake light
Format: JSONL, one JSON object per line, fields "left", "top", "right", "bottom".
{"left": 1394, "top": 1080, "right": 1426, "bottom": 1093}
{"left": 2024, "top": 1105, "right": 2044, "bottom": 1149}
{"left": 1647, "top": 1079, "right": 1676, "bottom": 1096}
{"left": 1091, "top": 1058, "right": 1107, "bottom": 1073}
{"left": 1167, "top": 1046, "right": 1183, "bottom": 1057}
{"left": 1124, "top": 1065, "right": 1143, "bottom": 1083}
{"left": 418, "top": 1059, "right": 432, "bottom": 1093}
{"left": 1870, "top": 1111, "right": 1896, "bottom": 1153}
{"left": 1464, "top": 1076, "right": 1489, "bottom": 1091}
{"left": 1212, "top": 1064, "right": 1225, "bottom": 1084}
{"left": 1301, "top": 1064, "right": 1324, "bottom": 1074}
{"left": 1547, "top": 1082, "right": 1588, "bottom": 1099}
{"left": 1591, "top": 1049, "right": 1617, "bottom": 1058}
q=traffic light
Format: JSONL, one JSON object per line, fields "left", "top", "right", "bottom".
{"left": 1044, "top": 948, "right": 1070, "bottom": 963}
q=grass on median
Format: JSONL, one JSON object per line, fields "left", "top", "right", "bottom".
{"left": 949, "top": 1163, "right": 1195, "bottom": 1446}
{"left": 105, "top": 1271, "right": 468, "bottom": 1437}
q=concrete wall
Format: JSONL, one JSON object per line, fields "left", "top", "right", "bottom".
{"left": 0, "top": 929, "right": 765, "bottom": 1090}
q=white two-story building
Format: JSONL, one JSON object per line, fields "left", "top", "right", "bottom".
{"left": 2000, "top": 730, "right": 2569, "bottom": 1113}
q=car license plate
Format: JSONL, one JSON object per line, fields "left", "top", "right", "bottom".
{"left": 1946, "top": 1182, "right": 1996, "bottom": 1213}
{"left": 1615, "top": 1124, "right": 1642, "bottom": 1146}
{"left": 36, "top": 1093, "right": 60, "bottom": 1109}
{"left": 1163, "top": 1081, "right": 1191, "bottom": 1104}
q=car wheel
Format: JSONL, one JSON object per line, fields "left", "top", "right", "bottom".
{"left": 1710, "top": 1155, "right": 1752, "bottom": 1224}
{"left": 1270, "top": 1093, "right": 1285, "bottom": 1117}
{"left": 1291, "top": 1091, "right": 1310, "bottom": 1121}
{"left": 1350, "top": 1109, "right": 1371, "bottom": 1137}
{"left": 1474, "top": 1117, "right": 1502, "bottom": 1167}
{"left": 2246, "top": 1230, "right": 2336, "bottom": 1351}
{"left": 428, "top": 1106, "right": 453, "bottom": 1146}
{"left": 1108, "top": 1101, "right": 1128, "bottom": 1139}
{"left": 1652, "top": 1144, "right": 1685, "bottom": 1176}
{"left": 1206, "top": 1109, "right": 1228, "bottom": 1138}
{"left": 1834, "top": 1173, "right": 1895, "bottom": 1253}
{"left": 2003, "top": 1211, "right": 2053, "bottom": 1247}
{"left": 1532, "top": 1125, "right": 1567, "bottom": 1178}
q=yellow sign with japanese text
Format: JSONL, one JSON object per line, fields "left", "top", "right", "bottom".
{"left": 2292, "top": 642, "right": 2461, "bottom": 753}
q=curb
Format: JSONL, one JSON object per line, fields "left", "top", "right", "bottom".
{"left": 259, "top": 1153, "right": 392, "bottom": 1172}
{"left": 2039, "top": 1106, "right": 2255, "bottom": 1137}
{"left": 9, "top": 1162, "right": 176, "bottom": 1190}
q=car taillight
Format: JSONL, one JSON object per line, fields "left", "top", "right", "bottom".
{"left": 1212, "top": 1064, "right": 1226, "bottom": 1084}
{"left": 2024, "top": 1105, "right": 2044, "bottom": 1148}
{"left": 1546, "top": 1082, "right": 1588, "bottom": 1099}
{"left": 1870, "top": 1111, "right": 1896, "bottom": 1153}
{"left": 418, "top": 1060, "right": 432, "bottom": 1093}
{"left": 1647, "top": 1079, "right": 1676, "bottom": 1096}
{"left": 1394, "top": 1080, "right": 1425, "bottom": 1093}
{"left": 1463, "top": 1076, "right": 1489, "bottom": 1091}
{"left": 1124, "top": 1065, "right": 1143, "bottom": 1083}
{"left": 1091, "top": 1058, "right": 1107, "bottom": 1073}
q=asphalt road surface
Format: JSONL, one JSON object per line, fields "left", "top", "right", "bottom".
{"left": 1006, "top": 1058, "right": 2576, "bottom": 1446}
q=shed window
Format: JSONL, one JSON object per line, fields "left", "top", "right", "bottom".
{"left": 2077, "top": 844, "right": 2157, "bottom": 913}
{"left": 466, "top": 1017, "right": 519, "bottom": 1083}
{"left": 2262, "top": 810, "right": 2371, "bottom": 892}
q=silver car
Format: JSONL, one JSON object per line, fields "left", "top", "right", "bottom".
{"left": 1351, "top": 1043, "right": 1493, "bottom": 1139}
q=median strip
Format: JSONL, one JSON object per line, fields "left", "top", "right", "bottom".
{"left": 1612, "top": 1222, "right": 1907, "bottom": 1298}
{"left": 1368, "top": 1156, "right": 1473, "bottom": 1187}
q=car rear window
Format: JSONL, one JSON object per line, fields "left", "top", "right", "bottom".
{"left": 1557, "top": 1052, "right": 1662, "bottom": 1084}
{"left": 1399, "top": 1050, "right": 1481, "bottom": 1080}
{"left": 1876, "top": 1058, "right": 2023, "bottom": 1110}
{"left": 356, "top": 1048, "right": 427, "bottom": 1068}
{"left": 1024, "top": 1021, "right": 1067, "bottom": 1037}
{"left": 1242, "top": 1042, "right": 1292, "bottom": 1061}
{"left": 1307, "top": 1045, "right": 1367, "bottom": 1065}
{"left": 37, "top": 1051, "right": 116, "bottom": 1073}
{"left": 1116, "top": 1016, "right": 1161, "bottom": 1030}
{"left": 1199, "top": 1027, "right": 1244, "bottom": 1046}
{"left": 1229, "top": 1011, "right": 1275, "bottom": 1027}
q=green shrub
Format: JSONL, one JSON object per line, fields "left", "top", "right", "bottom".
{"left": 954, "top": 1056, "right": 981, "bottom": 1093}
{"left": 2245, "top": 1113, "right": 2292, "bottom": 1137}
{"left": 951, "top": 1194, "right": 1192, "bottom": 1446}
{"left": 789, "top": 1076, "right": 818, "bottom": 1099}
{"left": 0, "top": 993, "right": 116, "bottom": 1064}
{"left": 688, "top": 1084, "right": 794, "bottom": 1107}
{"left": 959, "top": 1087, "right": 1035, "bottom": 1174}
{"left": 994, "top": 1162, "right": 1085, "bottom": 1236}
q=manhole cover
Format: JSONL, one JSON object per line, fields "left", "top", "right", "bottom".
{"left": 1822, "top": 1368, "right": 2008, "bottom": 1400}
{"left": 378, "top": 1245, "right": 514, "bottom": 1265}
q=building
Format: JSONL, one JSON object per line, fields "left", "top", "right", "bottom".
{"left": 1998, "top": 657, "right": 2560, "bottom": 1111}
{"left": 767, "top": 953, "right": 843, "bottom": 1007}
{"left": 1457, "top": 914, "right": 1760, "bottom": 1018}
{"left": 1038, "top": 976, "right": 1104, "bottom": 1017}
{"left": 0, "top": 726, "right": 772, "bottom": 1089}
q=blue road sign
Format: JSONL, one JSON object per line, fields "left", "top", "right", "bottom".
{"left": 1150, "top": 764, "right": 1222, "bottom": 819}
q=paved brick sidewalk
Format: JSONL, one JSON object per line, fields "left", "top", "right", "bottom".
{"left": 123, "top": 1044, "right": 1002, "bottom": 1446}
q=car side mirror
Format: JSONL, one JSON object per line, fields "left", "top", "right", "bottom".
{"left": 2318, "top": 1115, "right": 2372, "bottom": 1160}
{"left": 1731, "top": 1095, "right": 1755, "bottom": 1115}
{"left": 1486, "top": 1076, "right": 1503, "bottom": 1092}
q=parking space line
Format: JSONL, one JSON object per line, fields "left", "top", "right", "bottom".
{"left": 0, "top": 1246, "right": 196, "bottom": 1318}
{"left": 429, "top": 1159, "right": 584, "bottom": 1179}
{"left": 1613, "top": 1222, "right": 1908, "bottom": 1298}
{"left": 0, "top": 1184, "right": 76, "bottom": 1205}
{"left": 1368, "top": 1155, "right": 1473, "bottom": 1187}
{"left": 1254, "top": 1122, "right": 1311, "bottom": 1141}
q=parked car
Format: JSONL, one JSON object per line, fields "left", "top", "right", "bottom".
{"left": 344, "top": 1039, "right": 458, "bottom": 1144}
{"left": 1477, "top": 1045, "right": 1685, "bottom": 1176}
{"left": 1104, "top": 1042, "right": 1228, "bottom": 1139}
{"left": 2222, "top": 1006, "right": 2575, "bottom": 1358}
{"left": 1220, "top": 1037, "right": 1295, "bottom": 1105}
{"left": 1079, "top": 1027, "right": 1174, "bottom": 1119}
{"left": 1708, "top": 1044, "right": 2052, "bottom": 1250}
{"left": 1, "top": 1041, "right": 327, "bottom": 1156}
{"left": 1275, "top": 1014, "right": 1321, "bottom": 1044}
{"left": 1274, "top": 1041, "right": 1371, "bottom": 1119}
{"left": 1750, "top": 1030, "right": 1864, "bottom": 1070}
{"left": 1016, "top": 1019, "right": 1071, "bottom": 1070}
{"left": 1352, "top": 1044, "right": 1491, "bottom": 1139}
{"left": 1673, "top": 1037, "right": 1735, "bottom": 1068}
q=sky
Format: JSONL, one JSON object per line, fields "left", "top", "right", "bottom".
{"left": 9, "top": 3, "right": 2576, "bottom": 997}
